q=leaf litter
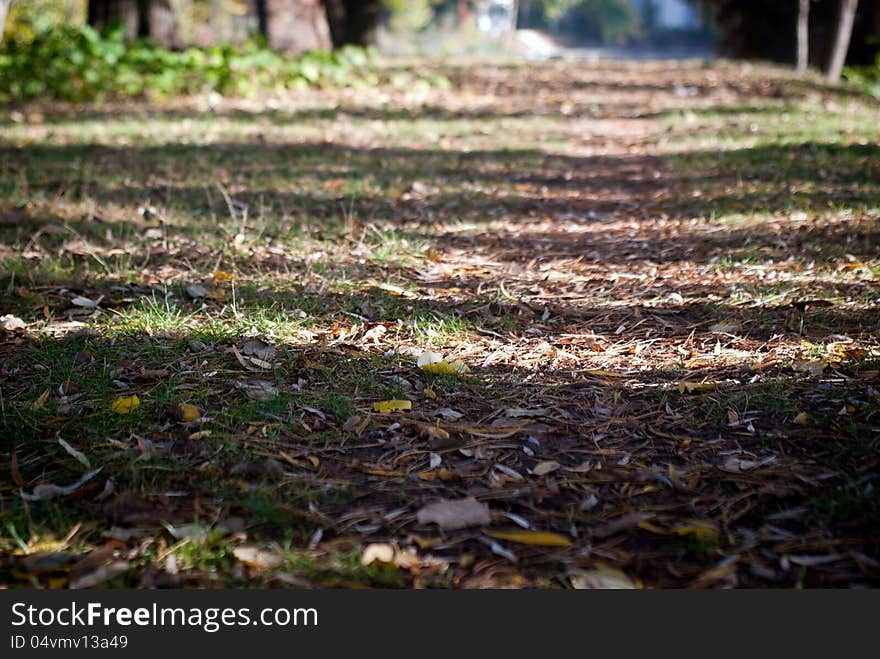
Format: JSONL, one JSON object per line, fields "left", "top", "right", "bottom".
{"left": 2, "top": 60, "right": 879, "bottom": 589}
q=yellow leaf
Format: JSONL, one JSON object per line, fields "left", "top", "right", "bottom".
{"left": 530, "top": 461, "right": 560, "bottom": 476}
{"left": 448, "top": 359, "right": 470, "bottom": 374}
{"left": 793, "top": 411, "right": 810, "bottom": 425}
{"left": 378, "top": 283, "right": 407, "bottom": 296}
{"left": 212, "top": 271, "right": 233, "bottom": 282}
{"left": 110, "top": 395, "right": 140, "bottom": 414}
{"left": 189, "top": 430, "right": 212, "bottom": 440}
{"left": 421, "top": 361, "right": 458, "bottom": 375}
{"left": 678, "top": 381, "right": 718, "bottom": 394}
{"left": 673, "top": 522, "right": 719, "bottom": 544}
{"left": 793, "top": 359, "right": 825, "bottom": 377}
{"left": 372, "top": 399, "right": 412, "bottom": 413}
{"left": 584, "top": 369, "right": 626, "bottom": 378}
{"left": 307, "top": 455, "right": 320, "bottom": 468}
{"left": 484, "top": 530, "right": 573, "bottom": 547}
{"left": 178, "top": 403, "right": 201, "bottom": 422}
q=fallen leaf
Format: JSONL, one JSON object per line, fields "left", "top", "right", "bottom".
{"left": 673, "top": 522, "right": 720, "bottom": 544}
{"left": 238, "top": 379, "right": 278, "bottom": 401}
{"left": 185, "top": 282, "right": 209, "bottom": 299}
{"left": 584, "top": 369, "right": 626, "bottom": 378}
{"left": 69, "top": 560, "right": 130, "bottom": 589}
{"left": 110, "top": 395, "right": 140, "bottom": 414}
{"left": 21, "top": 467, "right": 103, "bottom": 501}
{"left": 71, "top": 295, "right": 101, "bottom": 308}
{"left": 1, "top": 314, "right": 27, "bottom": 331}
{"left": 416, "top": 497, "right": 491, "bottom": 530}
{"left": 418, "top": 349, "right": 469, "bottom": 375}
{"left": 709, "top": 321, "right": 741, "bottom": 334}
{"left": 421, "top": 361, "right": 459, "bottom": 375}
{"left": 504, "top": 407, "right": 548, "bottom": 418}
{"left": 434, "top": 407, "right": 463, "bottom": 420}
{"left": 484, "top": 530, "right": 572, "bottom": 547}
{"left": 241, "top": 339, "right": 277, "bottom": 360}
{"left": 177, "top": 403, "right": 201, "bottom": 423}
{"left": 343, "top": 415, "right": 362, "bottom": 432}
{"left": 212, "top": 271, "right": 233, "bottom": 282}
{"left": 678, "top": 381, "right": 718, "bottom": 393}
{"left": 569, "top": 566, "right": 640, "bottom": 589}
{"left": 31, "top": 388, "right": 50, "bottom": 411}
{"left": 372, "top": 399, "right": 412, "bottom": 413}
{"left": 530, "top": 460, "right": 560, "bottom": 476}
{"left": 233, "top": 546, "right": 284, "bottom": 570}
{"left": 793, "top": 359, "right": 825, "bottom": 377}
{"left": 58, "top": 438, "right": 90, "bottom": 469}
{"left": 361, "top": 543, "right": 395, "bottom": 566}
{"left": 793, "top": 411, "right": 810, "bottom": 425}
{"left": 720, "top": 456, "right": 776, "bottom": 473}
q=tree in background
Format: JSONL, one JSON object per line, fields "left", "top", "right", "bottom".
{"left": 264, "top": 0, "right": 331, "bottom": 52}
{"left": 87, "top": 0, "right": 180, "bottom": 47}
{"left": 825, "top": 0, "right": 858, "bottom": 80}
{"left": 255, "top": 0, "right": 268, "bottom": 38}
{"left": 321, "top": 0, "right": 382, "bottom": 47}
{"left": 0, "top": 0, "right": 12, "bottom": 41}
{"left": 796, "top": 0, "right": 809, "bottom": 72}
{"left": 691, "top": 0, "right": 874, "bottom": 80}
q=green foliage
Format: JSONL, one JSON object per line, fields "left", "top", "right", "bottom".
{"left": 383, "top": 0, "right": 434, "bottom": 33}
{"left": 3, "top": 0, "right": 83, "bottom": 42}
{"left": 844, "top": 57, "right": 880, "bottom": 98}
{"left": 0, "top": 24, "right": 377, "bottom": 102}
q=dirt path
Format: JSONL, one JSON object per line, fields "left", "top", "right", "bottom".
{"left": 1, "top": 61, "right": 879, "bottom": 588}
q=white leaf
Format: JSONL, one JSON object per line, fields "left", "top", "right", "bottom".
{"left": 1, "top": 314, "right": 27, "bottom": 331}
{"left": 58, "top": 438, "right": 91, "bottom": 469}
{"left": 720, "top": 455, "right": 776, "bottom": 473}
{"left": 71, "top": 295, "right": 101, "bottom": 308}
{"left": 416, "top": 497, "right": 491, "bottom": 530}
{"left": 494, "top": 464, "right": 524, "bottom": 481}
{"left": 417, "top": 349, "right": 444, "bottom": 367}
{"left": 21, "top": 467, "right": 103, "bottom": 501}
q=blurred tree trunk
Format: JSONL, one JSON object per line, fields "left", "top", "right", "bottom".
{"left": 87, "top": 0, "right": 180, "bottom": 47}
{"left": 796, "top": 0, "right": 809, "bottom": 71}
{"left": 255, "top": 0, "right": 269, "bottom": 39}
{"left": 88, "top": 0, "right": 140, "bottom": 38}
{"left": 825, "top": 0, "right": 858, "bottom": 80}
{"left": 266, "top": 0, "right": 330, "bottom": 53}
{"left": 0, "top": 0, "right": 12, "bottom": 42}
{"left": 321, "top": 0, "right": 381, "bottom": 47}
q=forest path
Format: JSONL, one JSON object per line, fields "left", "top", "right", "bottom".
{"left": 2, "top": 61, "right": 879, "bottom": 587}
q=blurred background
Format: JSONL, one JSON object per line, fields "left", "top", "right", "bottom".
{"left": 2, "top": 2, "right": 879, "bottom": 61}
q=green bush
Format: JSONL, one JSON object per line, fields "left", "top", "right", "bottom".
{"left": 0, "top": 25, "right": 378, "bottom": 102}
{"left": 844, "top": 57, "right": 880, "bottom": 99}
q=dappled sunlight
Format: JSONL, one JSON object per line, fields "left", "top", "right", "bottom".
{"left": 2, "top": 60, "right": 879, "bottom": 588}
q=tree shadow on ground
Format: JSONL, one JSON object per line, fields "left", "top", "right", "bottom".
{"left": 1, "top": 316, "right": 878, "bottom": 587}
{"left": 3, "top": 140, "right": 878, "bottom": 268}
